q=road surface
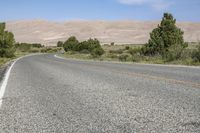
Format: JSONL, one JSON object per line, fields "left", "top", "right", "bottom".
{"left": 0, "top": 54, "right": 200, "bottom": 132}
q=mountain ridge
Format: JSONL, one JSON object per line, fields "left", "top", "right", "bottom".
{"left": 6, "top": 20, "right": 200, "bottom": 46}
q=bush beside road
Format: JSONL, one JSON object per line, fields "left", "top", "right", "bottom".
{"left": 58, "top": 13, "right": 200, "bottom": 66}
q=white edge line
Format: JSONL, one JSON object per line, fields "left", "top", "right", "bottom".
{"left": 0, "top": 54, "right": 41, "bottom": 107}
{"left": 54, "top": 54, "right": 65, "bottom": 59}
{"left": 54, "top": 54, "right": 200, "bottom": 69}
{"left": 0, "top": 59, "right": 19, "bottom": 107}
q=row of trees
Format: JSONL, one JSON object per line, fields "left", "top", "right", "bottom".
{"left": 0, "top": 23, "right": 15, "bottom": 57}
{"left": 57, "top": 37, "right": 104, "bottom": 57}
{"left": 15, "top": 43, "right": 43, "bottom": 52}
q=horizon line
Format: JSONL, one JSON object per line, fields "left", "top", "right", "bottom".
{"left": 4, "top": 18, "right": 200, "bottom": 23}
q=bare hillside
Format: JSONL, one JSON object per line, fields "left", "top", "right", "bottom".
{"left": 6, "top": 20, "right": 200, "bottom": 46}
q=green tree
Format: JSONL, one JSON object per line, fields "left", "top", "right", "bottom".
{"left": 63, "top": 36, "right": 79, "bottom": 52}
{"left": 0, "top": 22, "right": 15, "bottom": 57}
{"left": 74, "top": 38, "right": 102, "bottom": 53}
{"left": 142, "top": 13, "right": 187, "bottom": 61}
{"left": 86, "top": 38, "right": 101, "bottom": 52}
{"left": 57, "top": 41, "right": 63, "bottom": 47}
{"left": 62, "top": 37, "right": 104, "bottom": 56}
{"left": 74, "top": 40, "right": 88, "bottom": 51}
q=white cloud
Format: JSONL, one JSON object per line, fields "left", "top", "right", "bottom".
{"left": 118, "top": 0, "right": 173, "bottom": 10}
{"left": 119, "top": 0, "right": 150, "bottom": 5}
{"left": 152, "top": 1, "right": 172, "bottom": 10}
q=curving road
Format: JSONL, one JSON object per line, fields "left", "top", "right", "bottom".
{"left": 0, "top": 54, "right": 200, "bottom": 132}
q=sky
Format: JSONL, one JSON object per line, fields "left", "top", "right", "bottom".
{"left": 0, "top": 0, "right": 200, "bottom": 22}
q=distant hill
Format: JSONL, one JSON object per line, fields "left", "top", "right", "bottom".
{"left": 6, "top": 20, "right": 200, "bottom": 46}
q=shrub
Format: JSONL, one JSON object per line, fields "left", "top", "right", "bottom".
{"left": 57, "top": 41, "right": 63, "bottom": 47}
{"left": 46, "top": 48, "right": 58, "bottom": 53}
{"left": 118, "top": 54, "right": 129, "bottom": 62}
{"left": 40, "top": 47, "right": 57, "bottom": 53}
{"left": 86, "top": 38, "right": 102, "bottom": 52}
{"left": 56, "top": 47, "right": 62, "bottom": 51}
{"left": 107, "top": 53, "right": 118, "bottom": 59}
{"left": 74, "top": 39, "right": 99, "bottom": 52}
{"left": 15, "top": 42, "right": 43, "bottom": 53}
{"left": 41, "top": 48, "right": 48, "bottom": 53}
{"left": 29, "top": 49, "right": 39, "bottom": 53}
{"left": 15, "top": 43, "right": 31, "bottom": 52}
{"left": 63, "top": 37, "right": 102, "bottom": 53}
{"left": 129, "top": 47, "right": 141, "bottom": 56}
{"left": 192, "top": 44, "right": 200, "bottom": 62}
{"left": 91, "top": 47, "right": 104, "bottom": 57}
{"left": 74, "top": 41, "right": 87, "bottom": 51}
{"left": 61, "top": 37, "right": 104, "bottom": 57}
{"left": 31, "top": 43, "right": 43, "bottom": 48}
{"left": 80, "top": 49, "right": 90, "bottom": 54}
{"left": 52, "top": 48, "right": 58, "bottom": 52}
{"left": 67, "top": 51, "right": 76, "bottom": 55}
{"left": 111, "top": 42, "right": 115, "bottom": 46}
{"left": 125, "top": 46, "right": 130, "bottom": 50}
{"left": 109, "top": 49, "right": 123, "bottom": 54}
{"left": 131, "top": 55, "right": 140, "bottom": 62}
{"left": 180, "top": 49, "right": 193, "bottom": 59}
{"left": 104, "top": 44, "right": 109, "bottom": 46}
{"left": 128, "top": 47, "right": 142, "bottom": 62}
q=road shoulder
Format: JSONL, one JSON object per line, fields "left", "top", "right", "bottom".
{"left": 55, "top": 54, "right": 200, "bottom": 69}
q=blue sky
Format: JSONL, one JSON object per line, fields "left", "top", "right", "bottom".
{"left": 0, "top": 0, "right": 200, "bottom": 22}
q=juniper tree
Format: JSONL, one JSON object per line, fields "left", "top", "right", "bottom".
{"left": 142, "top": 13, "right": 188, "bottom": 61}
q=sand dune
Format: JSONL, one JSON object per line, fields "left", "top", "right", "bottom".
{"left": 6, "top": 20, "right": 200, "bottom": 46}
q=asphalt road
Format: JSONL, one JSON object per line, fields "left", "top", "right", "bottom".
{"left": 0, "top": 54, "right": 200, "bottom": 132}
